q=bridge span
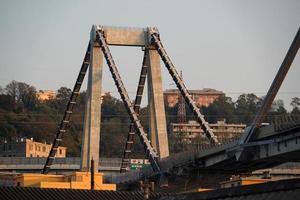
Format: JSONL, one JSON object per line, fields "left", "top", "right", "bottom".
{"left": 108, "top": 120, "right": 300, "bottom": 184}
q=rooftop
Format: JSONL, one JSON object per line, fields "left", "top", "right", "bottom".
{"left": 164, "top": 88, "right": 224, "bottom": 95}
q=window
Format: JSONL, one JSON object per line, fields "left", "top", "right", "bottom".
{"left": 8, "top": 145, "right": 12, "bottom": 150}
{"left": 71, "top": 176, "right": 82, "bottom": 182}
{"left": 29, "top": 145, "right": 33, "bottom": 151}
{"left": 42, "top": 146, "right": 46, "bottom": 152}
{"left": 59, "top": 149, "right": 62, "bottom": 155}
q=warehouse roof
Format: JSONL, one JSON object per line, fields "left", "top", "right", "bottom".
{"left": 158, "top": 178, "right": 300, "bottom": 200}
{"left": 1, "top": 178, "right": 300, "bottom": 200}
{"left": 0, "top": 187, "right": 166, "bottom": 200}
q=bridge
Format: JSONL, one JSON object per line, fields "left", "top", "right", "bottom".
{"left": 34, "top": 25, "right": 300, "bottom": 187}
{"left": 0, "top": 157, "right": 122, "bottom": 173}
{"left": 109, "top": 117, "right": 300, "bottom": 184}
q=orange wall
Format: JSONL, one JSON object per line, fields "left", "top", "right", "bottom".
{"left": 14, "top": 172, "right": 116, "bottom": 191}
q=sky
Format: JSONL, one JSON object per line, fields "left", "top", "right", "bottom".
{"left": 0, "top": 0, "right": 299, "bottom": 110}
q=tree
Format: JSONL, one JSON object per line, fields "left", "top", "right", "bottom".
{"left": 271, "top": 100, "right": 287, "bottom": 114}
{"left": 57, "top": 87, "right": 72, "bottom": 101}
{"left": 49, "top": 87, "right": 72, "bottom": 112}
{"left": 0, "top": 94, "right": 15, "bottom": 111}
{"left": 234, "top": 93, "right": 262, "bottom": 125}
{"left": 268, "top": 99, "right": 287, "bottom": 122}
{"left": 5, "top": 80, "right": 19, "bottom": 102}
{"left": 290, "top": 97, "right": 300, "bottom": 117}
{"left": 201, "top": 96, "right": 237, "bottom": 123}
{"left": 17, "top": 82, "right": 37, "bottom": 110}
{"left": 291, "top": 97, "right": 300, "bottom": 109}
{"left": 4, "top": 81, "right": 38, "bottom": 110}
{"left": 0, "top": 86, "right": 4, "bottom": 94}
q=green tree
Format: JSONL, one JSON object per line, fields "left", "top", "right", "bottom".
{"left": 290, "top": 97, "right": 300, "bottom": 117}
{"left": 291, "top": 97, "right": 300, "bottom": 109}
{"left": 5, "top": 81, "right": 37, "bottom": 110}
{"left": 47, "top": 87, "right": 72, "bottom": 113}
{"left": 0, "top": 94, "right": 15, "bottom": 111}
{"left": 267, "top": 99, "right": 287, "bottom": 122}
{"left": 201, "top": 96, "right": 237, "bottom": 123}
{"left": 5, "top": 80, "right": 18, "bottom": 102}
{"left": 17, "top": 82, "right": 37, "bottom": 110}
{"left": 234, "top": 93, "right": 262, "bottom": 125}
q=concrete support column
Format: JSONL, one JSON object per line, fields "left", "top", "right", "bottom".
{"left": 81, "top": 30, "right": 103, "bottom": 172}
{"left": 147, "top": 48, "right": 169, "bottom": 158}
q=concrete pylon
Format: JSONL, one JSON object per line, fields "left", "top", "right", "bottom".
{"left": 147, "top": 48, "right": 169, "bottom": 158}
{"left": 80, "top": 26, "right": 103, "bottom": 172}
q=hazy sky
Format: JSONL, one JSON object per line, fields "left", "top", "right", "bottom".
{"left": 0, "top": 0, "right": 299, "bottom": 109}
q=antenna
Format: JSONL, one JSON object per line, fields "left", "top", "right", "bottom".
{"left": 177, "top": 71, "right": 186, "bottom": 125}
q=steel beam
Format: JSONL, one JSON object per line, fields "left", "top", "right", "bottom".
{"left": 42, "top": 44, "right": 91, "bottom": 174}
{"left": 120, "top": 51, "right": 149, "bottom": 173}
{"left": 243, "top": 27, "right": 300, "bottom": 144}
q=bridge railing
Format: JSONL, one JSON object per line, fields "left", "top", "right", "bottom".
{"left": 0, "top": 157, "right": 122, "bottom": 168}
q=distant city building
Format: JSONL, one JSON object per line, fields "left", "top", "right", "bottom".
{"left": 0, "top": 138, "right": 66, "bottom": 158}
{"left": 36, "top": 90, "right": 57, "bottom": 101}
{"left": 220, "top": 175, "right": 271, "bottom": 188}
{"left": 36, "top": 89, "right": 109, "bottom": 102}
{"left": 164, "top": 88, "right": 225, "bottom": 107}
{"left": 171, "top": 120, "right": 246, "bottom": 143}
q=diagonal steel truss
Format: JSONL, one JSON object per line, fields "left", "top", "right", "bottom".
{"left": 119, "top": 28, "right": 220, "bottom": 172}
{"left": 241, "top": 27, "right": 300, "bottom": 144}
{"left": 120, "top": 51, "right": 149, "bottom": 173}
{"left": 149, "top": 27, "right": 219, "bottom": 144}
{"left": 95, "top": 28, "right": 161, "bottom": 172}
{"left": 43, "top": 44, "right": 91, "bottom": 174}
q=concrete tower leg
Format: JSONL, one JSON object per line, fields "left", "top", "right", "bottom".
{"left": 147, "top": 48, "right": 169, "bottom": 158}
{"left": 80, "top": 29, "right": 103, "bottom": 172}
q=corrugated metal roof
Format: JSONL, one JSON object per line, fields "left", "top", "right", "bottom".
{"left": 157, "top": 178, "right": 300, "bottom": 200}
{"left": 2, "top": 178, "right": 300, "bottom": 200}
{"left": 0, "top": 187, "right": 167, "bottom": 200}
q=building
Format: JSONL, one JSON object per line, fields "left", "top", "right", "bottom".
{"left": 219, "top": 175, "right": 271, "bottom": 188}
{"left": 36, "top": 90, "right": 57, "bottom": 101}
{"left": 164, "top": 88, "right": 225, "bottom": 108}
{"left": 13, "top": 172, "right": 116, "bottom": 191}
{"left": 0, "top": 138, "right": 66, "bottom": 158}
{"left": 2, "top": 178, "right": 300, "bottom": 200}
{"left": 171, "top": 120, "right": 246, "bottom": 143}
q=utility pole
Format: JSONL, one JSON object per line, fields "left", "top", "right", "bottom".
{"left": 91, "top": 158, "right": 95, "bottom": 190}
{"left": 139, "top": 181, "right": 155, "bottom": 199}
